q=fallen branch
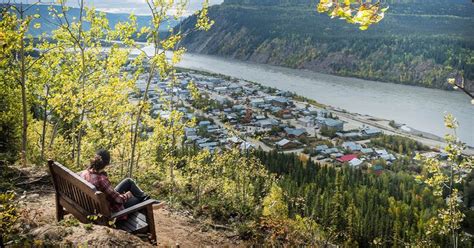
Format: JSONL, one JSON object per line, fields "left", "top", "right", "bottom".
{"left": 207, "top": 223, "right": 233, "bottom": 231}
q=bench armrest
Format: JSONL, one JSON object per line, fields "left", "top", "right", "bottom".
{"left": 111, "top": 199, "right": 156, "bottom": 219}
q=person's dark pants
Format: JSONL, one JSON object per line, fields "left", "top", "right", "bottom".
{"left": 115, "top": 178, "right": 147, "bottom": 208}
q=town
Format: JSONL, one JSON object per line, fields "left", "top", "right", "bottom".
{"left": 131, "top": 68, "right": 449, "bottom": 175}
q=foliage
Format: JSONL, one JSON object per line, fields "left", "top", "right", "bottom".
{"left": 416, "top": 114, "right": 474, "bottom": 247}
{"left": 0, "top": 5, "right": 39, "bottom": 165}
{"left": 262, "top": 184, "right": 288, "bottom": 219}
{"left": 319, "top": 125, "right": 337, "bottom": 138}
{"left": 317, "top": 0, "right": 388, "bottom": 30}
{"left": 187, "top": 82, "right": 222, "bottom": 112}
{"left": 253, "top": 150, "right": 470, "bottom": 246}
{"left": 370, "top": 134, "right": 429, "bottom": 156}
{"left": 0, "top": 192, "right": 19, "bottom": 245}
{"left": 135, "top": 147, "right": 273, "bottom": 222}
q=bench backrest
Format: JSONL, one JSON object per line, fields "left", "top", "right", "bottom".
{"left": 48, "top": 160, "right": 111, "bottom": 220}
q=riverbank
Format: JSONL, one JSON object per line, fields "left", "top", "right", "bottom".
{"left": 177, "top": 66, "right": 474, "bottom": 156}
{"left": 172, "top": 52, "right": 473, "bottom": 147}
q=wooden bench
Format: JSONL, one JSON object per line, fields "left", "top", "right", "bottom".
{"left": 48, "top": 160, "right": 157, "bottom": 242}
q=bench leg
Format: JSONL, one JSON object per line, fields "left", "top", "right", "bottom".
{"left": 146, "top": 205, "right": 156, "bottom": 243}
{"left": 55, "top": 195, "right": 65, "bottom": 221}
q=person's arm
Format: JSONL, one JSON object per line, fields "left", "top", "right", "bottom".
{"left": 98, "top": 176, "right": 131, "bottom": 204}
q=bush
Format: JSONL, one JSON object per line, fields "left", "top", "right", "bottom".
{"left": 320, "top": 126, "right": 337, "bottom": 139}
{"left": 0, "top": 192, "right": 19, "bottom": 246}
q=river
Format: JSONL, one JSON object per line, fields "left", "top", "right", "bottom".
{"left": 134, "top": 47, "right": 474, "bottom": 146}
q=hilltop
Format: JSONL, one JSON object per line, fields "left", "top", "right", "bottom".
{"left": 178, "top": 0, "right": 474, "bottom": 91}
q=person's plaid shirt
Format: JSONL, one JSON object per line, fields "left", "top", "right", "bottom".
{"left": 80, "top": 169, "right": 130, "bottom": 215}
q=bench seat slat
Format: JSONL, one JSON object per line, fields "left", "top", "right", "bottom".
{"left": 117, "top": 212, "right": 148, "bottom": 233}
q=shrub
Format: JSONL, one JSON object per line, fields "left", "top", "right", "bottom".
{"left": 0, "top": 192, "right": 19, "bottom": 246}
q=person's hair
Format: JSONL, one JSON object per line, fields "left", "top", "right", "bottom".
{"left": 89, "top": 149, "right": 111, "bottom": 171}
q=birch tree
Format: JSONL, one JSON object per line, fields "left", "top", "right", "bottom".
{"left": 416, "top": 114, "right": 474, "bottom": 247}
{"left": 128, "top": 0, "right": 214, "bottom": 178}
{"left": 0, "top": 2, "right": 50, "bottom": 166}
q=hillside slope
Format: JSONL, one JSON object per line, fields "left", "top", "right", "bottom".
{"left": 5, "top": 166, "right": 243, "bottom": 247}
{"left": 179, "top": 0, "right": 474, "bottom": 91}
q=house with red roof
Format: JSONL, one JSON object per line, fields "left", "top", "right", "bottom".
{"left": 336, "top": 154, "right": 358, "bottom": 163}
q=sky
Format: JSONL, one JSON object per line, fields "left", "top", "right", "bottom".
{"left": 9, "top": 0, "right": 224, "bottom": 15}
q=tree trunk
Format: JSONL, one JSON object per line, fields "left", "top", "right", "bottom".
{"left": 19, "top": 6, "right": 27, "bottom": 167}
{"left": 76, "top": 113, "right": 84, "bottom": 167}
{"left": 49, "top": 122, "right": 58, "bottom": 148}
{"left": 40, "top": 85, "right": 49, "bottom": 161}
{"left": 71, "top": 123, "right": 76, "bottom": 160}
{"left": 129, "top": 62, "right": 156, "bottom": 178}
{"left": 75, "top": 0, "right": 86, "bottom": 168}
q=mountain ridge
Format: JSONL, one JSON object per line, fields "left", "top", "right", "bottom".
{"left": 2, "top": 4, "right": 179, "bottom": 36}
{"left": 178, "top": 0, "right": 474, "bottom": 91}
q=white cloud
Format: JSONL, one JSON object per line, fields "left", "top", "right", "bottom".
{"left": 9, "top": 0, "right": 224, "bottom": 15}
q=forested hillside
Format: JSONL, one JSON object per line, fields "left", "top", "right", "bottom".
{"left": 179, "top": 0, "right": 474, "bottom": 91}
{"left": 1, "top": 4, "right": 179, "bottom": 36}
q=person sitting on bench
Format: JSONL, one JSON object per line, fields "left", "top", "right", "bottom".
{"left": 79, "top": 149, "right": 151, "bottom": 218}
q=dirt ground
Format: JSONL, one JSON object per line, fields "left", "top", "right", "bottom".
{"left": 10, "top": 166, "right": 244, "bottom": 247}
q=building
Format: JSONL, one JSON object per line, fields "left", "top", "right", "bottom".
{"left": 342, "top": 142, "right": 363, "bottom": 151}
{"left": 337, "top": 154, "right": 358, "bottom": 163}
{"left": 298, "top": 116, "right": 315, "bottom": 127}
{"left": 307, "top": 107, "right": 319, "bottom": 115}
{"left": 257, "top": 119, "right": 279, "bottom": 129}
{"left": 284, "top": 127, "right": 307, "bottom": 139}
{"left": 317, "top": 109, "right": 329, "bottom": 118}
{"left": 360, "top": 148, "right": 374, "bottom": 155}
{"left": 275, "top": 139, "right": 300, "bottom": 149}
{"left": 315, "top": 145, "right": 329, "bottom": 153}
{"left": 376, "top": 149, "right": 396, "bottom": 161}
{"left": 271, "top": 97, "right": 290, "bottom": 107}
{"left": 198, "top": 121, "right": 211, "bottom": 127}
{"left": 250, "top": 98, "right": 265, "bottom": 108}
{"left": 336, "top": 132, "right": 360, "bottom": 140}
{"left": 240, "top": 142, "right": 256, "bottom": 151}
{"left": 361, "top": 128, "right": 382, "bottom": 137}
{"left": 349, "top": 158, "right": 363, "bottom": 167}
{"left": 321, "top": 118, "right": 344, "bottom": 131}
{"left": 322, "top": 148, "right": 340, "bottom": 156}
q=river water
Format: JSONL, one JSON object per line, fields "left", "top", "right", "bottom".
{"left": 135, "top": 47, "right": 474, "bottom": 146}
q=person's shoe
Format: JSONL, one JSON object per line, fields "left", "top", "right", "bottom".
{"left": 142, "top": 195, "right": 151, "bottom": 201}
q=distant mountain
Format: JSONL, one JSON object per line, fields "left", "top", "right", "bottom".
{"left": 178, "top": 0, "right": 474, "bottom": 91}
{"left": 3, "top": 4, "right": 180, "bottom": 37}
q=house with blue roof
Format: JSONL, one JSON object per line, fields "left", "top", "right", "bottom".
{"left": 361, "top": 128, "right": 382, "bottom": 137}
{"left": 321, "top": 118, "right": 344, "bottom": 131}
{"left": 315, "top": 145, "right": 329, "bottom": 153}
{"left": 342, "top": 142, "right": 363, "bottom": 151}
